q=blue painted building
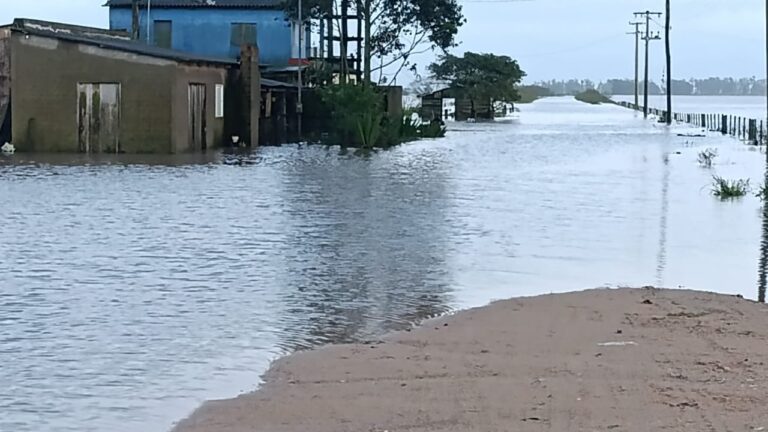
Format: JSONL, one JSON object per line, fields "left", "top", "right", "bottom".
{"left": 106, "top": 0, "right": 303, "bottom": 65}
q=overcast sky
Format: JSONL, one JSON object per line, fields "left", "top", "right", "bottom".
{"left": 1, "top": 0, "right": 764, "bottom": 82}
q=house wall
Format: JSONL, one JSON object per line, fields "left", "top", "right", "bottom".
{"left": 10, "top": 33, "right": 177, "bottom": 152}
{"left": 109, "top": 8, "right": 293, "bottom": 65}
{"left": 0, "top": 28, "right": 10, "bottom": 120}
{"left": 170, "top": 64, "right": 228, "bottom": 153}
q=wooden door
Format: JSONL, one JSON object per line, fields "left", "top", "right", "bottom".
{"left": 188, "top": 84, "right": 207, "bottom": 150}
{"left": 78, "top": 83, "right": 121, "bottom": 153}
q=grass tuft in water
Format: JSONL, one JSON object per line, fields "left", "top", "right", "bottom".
{"left": 697, "top": 148, "right": 718, "bottom": 168}
{"left": 756, "top": 183, "right": 768, "bottom": 201}
{"left": 712, "top": 176, "right": 750, "bottom": 199}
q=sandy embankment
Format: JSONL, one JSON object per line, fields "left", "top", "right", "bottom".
{"left": 174, "top": 288, "right": 768, "bottom": 432}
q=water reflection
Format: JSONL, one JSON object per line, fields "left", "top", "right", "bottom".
{"left": 759, "top": 153, "right": 768, "bottom": 303}
{"left": 274, "top": 150, "right": 454, "bottom": 351}
{"left": 655, "top": 151, "right": 670, "bottom": 286}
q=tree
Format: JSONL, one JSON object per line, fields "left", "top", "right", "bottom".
{"left": 285, "top": 0, "right": 464, "bottom": 85}
{"left": 429, "top": 52, "right": 525, "bottom": 114}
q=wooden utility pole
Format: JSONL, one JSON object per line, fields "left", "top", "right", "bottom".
{"left": 326, "top": 14, "right": 334, "bottom": 60}
{"left": 363, "top": 0, "right": 371, "bottom": 85}
{"left": 628, "top": 21, "right": 643, "bottom": 109}
{"left": 665, "top": 0, "right": 672, "bottom": 125}
{"left": 356, "top": 0, "right": 363, "bottom": 82}
{"left": 634, "top": 11, "right": 662, "bottom": 119}
{"left": 340, "top": 0, "right": 349, "bottom": 83}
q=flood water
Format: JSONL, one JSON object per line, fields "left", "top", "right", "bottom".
{"left": 613, "top": 94, "right": 768, "bottom": 120}
{"left": 1, "top": 97, "right": 767, "bottom": 432}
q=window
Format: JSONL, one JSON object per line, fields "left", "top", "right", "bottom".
{"left": 230, "top": 23, "right": 257, "bottom": 49}
{"left": 153, "top": 20, "right": 172, "bottom": 48}
{"left": 215, "top": 84, "right": 224, "bottom": 118}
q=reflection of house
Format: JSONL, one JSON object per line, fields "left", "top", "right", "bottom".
{"left": 420, "top": 87, "right": 493, "bottom": 122}
{"left": 106, "top": 0, "right": 307, "bottom": 65}
{"left": 0, "top": 19, "right": 261, "bottom": 153}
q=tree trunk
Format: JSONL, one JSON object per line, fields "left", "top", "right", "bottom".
{"left": 356, "top": 0, "right": 363, "bottom": 82}
{"left": 340, "top": 0, "right": 349, "bottom": 83}
{"left": 326, "top": 1, "right": 333, "bottom": 61}
{"left": 363, "top": 0, "right": 371, "bottom": 85}
{"left": 131, "top": 0, "right": 140, "bottom": 40}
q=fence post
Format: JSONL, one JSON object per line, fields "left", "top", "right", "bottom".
{"left": 721, "top": 114, "right": 728, "bottom": 135}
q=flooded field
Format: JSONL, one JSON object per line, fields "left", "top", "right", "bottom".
{"left": 1, "top": 97, "right": 766, "bottom": 432}
{"left": 613, "top": 94, "right": 767, "bottom": 119}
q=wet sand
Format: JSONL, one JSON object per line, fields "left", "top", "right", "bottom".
{"left": 174, "top": 288, "right": 768, "bottom": 431}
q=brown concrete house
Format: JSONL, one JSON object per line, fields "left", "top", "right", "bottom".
{"left": 0, "top": 19, "right": 260, "bottom": 153}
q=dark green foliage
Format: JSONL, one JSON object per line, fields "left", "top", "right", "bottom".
{"left": 305, "top": 60, "right": 334, "bottom": 87}
{"left": 319, "top": 85, "right": 446, "bottom": 150}
{"left": 517, "top": 85, "right": 553, "bottom": 104}
{"left": 756, "top": 183, "right": 768, "bottom": 201}
{"left": 283, "top": 0, "right": 464, "bottom": 83}
{"left": 429, "top": 52, "right": 526, "bottom": 109}
{"left": 574, "top": 89, "right": 613, "bottom": 105}
{"left": 712, "top": 176, "right": 750, "bottom": 199}
{"left": 319, "top": 83, "right": 384, "bottom": 149}
{"left": 418, "top": 121, "right": 447, "bottom": 138}
{"left": 367, "top": 0, "right": 464, "bottom": 59}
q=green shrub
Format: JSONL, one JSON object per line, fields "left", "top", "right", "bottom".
{"left": 318, "top": 84, "right": 446, "bottom": 150}
{"left": 712, "top": 176, "right": 750, "bottom": 199}
{"left": 517, "top": 85, "right": 553, "bottom": 104}
{"left": 319, "top": 84, "right": 384, "bottom": 148}
{"left": 574, "top": 89, "right": 613, "bottom": 105}
{"left": 418, "top": 121, "right": 447, "bottom": 138}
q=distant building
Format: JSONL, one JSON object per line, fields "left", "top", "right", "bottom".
{"left": 105, "top": 0, "right": 308, "bottom": 65}
{"left": 0, "top": 19, "right": 263, "bottom": 153}
{"left": 420, "top": 87, "right": 493, "bottom": 122}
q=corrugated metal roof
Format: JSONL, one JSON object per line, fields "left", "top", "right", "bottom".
{"left": 105, "top": 0, "right": 284, "bottom": 9}
{"left": 261, "top": 78, "right": 297, "bottom": 89}
{"left": 12, "top": 19, "right": 237, "bottom": 66}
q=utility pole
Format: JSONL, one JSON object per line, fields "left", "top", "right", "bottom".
{"left": 665, "top": 0, "right": 672, "bottom": 125}
{"left": 146, "top": 0, "right": 152, "bottom": 44}
{"left": 131, "top": 0, "right": 140, "bottom": 40}
{"left": 340, "top": 0, "right": 349, "bottom": 83}
{"left": 363, "top": 0, "right": 371, "bottom": 85}
{"left": 297, "top": 0, "right": 303, "bottom": 139}
{"left": 628, "top": 21, "right": 642, "bottom": 109}
{"left": 634, "top": 10, "right": 662, "bottom": 119}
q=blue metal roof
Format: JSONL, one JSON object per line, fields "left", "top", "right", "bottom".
{"left": 105, "top": 0, "right": 285, "bottom": 8}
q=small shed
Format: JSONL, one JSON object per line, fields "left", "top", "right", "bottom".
{"left": 1, "top": 18, "right": 262, "bottom": 153}
{"left": 420, "top": 87, "right": 493, "bottom": 122}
